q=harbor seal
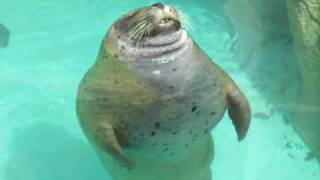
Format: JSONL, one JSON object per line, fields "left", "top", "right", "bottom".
{"left": 76, "top": 3, "right": 251, "bottom": 180}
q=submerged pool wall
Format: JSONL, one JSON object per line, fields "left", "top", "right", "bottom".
{"left": 287, "top": 0, "right": 320, "bottom": 164}
{"left": 224, "top": 0, "right": 320, "bottom": 163}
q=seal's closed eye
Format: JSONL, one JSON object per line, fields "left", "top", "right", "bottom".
{"left": 151, "top": 3, "right": 165, "bottom": 9}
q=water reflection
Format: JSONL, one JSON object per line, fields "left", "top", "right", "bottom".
{"left": 5, "top": 122, "right": 111, "bottom": 180}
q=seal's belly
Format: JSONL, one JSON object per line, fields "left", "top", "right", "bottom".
{"left": 116, "top": 62, "right": 227, "bottom": 158}
{"left": 122, "top": 97, "right": 226, "bottom": 158}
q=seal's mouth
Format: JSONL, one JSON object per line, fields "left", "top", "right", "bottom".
{"left": 115, "top": 3, "right": 182, "bottom": 43}
{"left": 158, "top": 17, "right": 181, "bottom": 30}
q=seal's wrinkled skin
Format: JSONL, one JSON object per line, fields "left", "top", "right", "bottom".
{"left": 76, "top": 3, "right": 251, "bottom": 180}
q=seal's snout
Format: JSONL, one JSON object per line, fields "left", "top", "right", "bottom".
{"left": 114, "top": 3, "right": 182, "bottom": 44}
{"left": 151, "top": 3, "right": 181, "bottom": 33}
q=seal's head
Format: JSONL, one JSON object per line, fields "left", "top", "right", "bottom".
{"left": 104, "top": 3, "right": 190, "bottom": 62}
{"left": 115, "top": 3, "right": 181, "bottom": 41}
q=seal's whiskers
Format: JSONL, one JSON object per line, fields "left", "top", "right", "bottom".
{"left": 129, "top": 16, "right": 153, "bottom": 47}
{"left": 130, "top": 19, "right": 148, "bottom": 41}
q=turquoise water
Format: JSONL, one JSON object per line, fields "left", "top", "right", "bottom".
{"left": 0, "top": 0, "right": 319, "bottom": 179}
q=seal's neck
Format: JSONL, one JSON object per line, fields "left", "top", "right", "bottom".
{"left": 117, "top": 29, "right": 190, "bottom": 64}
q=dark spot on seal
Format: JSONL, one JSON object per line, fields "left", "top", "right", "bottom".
{"left": 169, "top": 86, "right": 174, "bottom": 90}
{"left": 163, "top": 147, "right": 169, "bottom": 152}
{"left": 193, "top": 134, "right": 198, "bottom": 138}
{"left": 163, "top": 143, "right": 168, "bottom": 146}
{"left": 114, "top": 80, "right": 119, "bottom": 84}
{"left": 189, "top": 130, "right": 193, "bottom": 134}
{"left": 185, "top": 144, "right": 189, "bottom": 148}
{"left": 172, "top": 131, "right": 178, "bottom": 135}
{"left": 96, "top": 127, "right": 105, "bottom": 132}
{"left": 169, "top": 152, "right": 175, "bottom": 156}
{"left": 151, "top": 131, "right": 156, "bottom": 136}
{"left": 210, "top": 111, "right": 216, "bottom": 116}
{"left": 154, "top": 122, "right": 160, "bottom": 128}
{"left": 195, "top": 111, "right": 200, "bottom": 116}
{"left": 0, "top": 24, "right": 10, "bottom": 48}
{"left": 120, "top": 45, "right": 125, "bottom": 51}
{"left": 152, "top": 142, "right": 158, "bottom": 146}
{"left": 95, "top": 63, "right": 101, "bottom": 69}
{"left": 191, "top": 106, "right": 197, "bottom": 112}
{"left": 171, "top": 142, "right": 175, "bottom": 145}
{"left": 139, "top": 133, "right": 144, "bottom": 137}
{"left": 172, "top": 68, "right": 177, "bottom": 72}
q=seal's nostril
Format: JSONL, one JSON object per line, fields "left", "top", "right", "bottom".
{"left": 151, "top": 3, "right": 165, "bottom": 9}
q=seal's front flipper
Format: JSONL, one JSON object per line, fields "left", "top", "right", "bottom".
{"left": 226, "top": 80, "right": 251, "bottom": 141}
{"left": 95, "top": 123, "right": 136, "bottom": 169}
